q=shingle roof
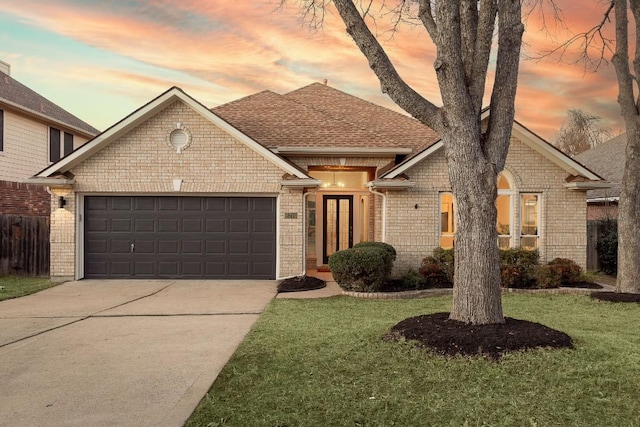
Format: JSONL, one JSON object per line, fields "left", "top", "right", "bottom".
{"left": 212, "top": 83, "right": 439, "bottom": 152}
{"left": 284, "top": 83, "right": 440, "bottom": 152}
{"left": 575, "top": 134, "right": 627, "bottom": 199}
{"left": 0, "top": 70, "right": 99, "bottom": 136}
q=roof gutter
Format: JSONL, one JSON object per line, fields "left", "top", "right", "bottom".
{"left": 0, "top": 98, "right": 98, "bottom": 138}
{"left": 564, "top": 181, "right": 611, "bottom": 191}
{"left": 24, "top": 177, "right": 75, "bottom": 187}
{"left": 273, "top": 147, "right": 412, "bottom": 157}
{"left": 280, "top": 179, "right": 322, "bottom": 188}
{"left": 366, "top": 180, "right": 415, "bottom": 191}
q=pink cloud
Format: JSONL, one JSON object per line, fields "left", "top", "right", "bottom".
{"left": 1, "top": 0, "right": 625, "bottom": 140}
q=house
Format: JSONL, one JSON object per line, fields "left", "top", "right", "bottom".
{"left": 0, "top": 60, "right": 99, "bottom": 216}
{"left": 28, "top": 84, "right": 607, "bottom": 281}
{"left": 575, "top": 134, "right": 626, "bottom": 220}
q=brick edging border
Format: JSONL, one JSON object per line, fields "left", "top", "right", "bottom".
{"left": 341, "top": 284, "right": 613, "bottom": 300}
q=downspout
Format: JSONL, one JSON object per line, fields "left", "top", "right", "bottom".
{"left": 367, "top": 185, "right": 386, "bottom": 242}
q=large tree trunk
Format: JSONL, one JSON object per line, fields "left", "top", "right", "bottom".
{"left": 307, "top": 0, "right": 523, "bottom": 324}
{"left": 615, "top": 122, "right": 640, "bottom": 293}
{"left": 612, "top": 0, "right": 640, "bottom": 293}
{"left": 443, "top": 129, "right": 503, "bottom": 323}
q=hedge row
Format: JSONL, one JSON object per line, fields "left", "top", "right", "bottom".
{"left": 419, "top": 248, "right": 586, "bottom": 289}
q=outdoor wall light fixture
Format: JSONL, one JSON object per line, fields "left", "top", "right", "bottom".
{"left": 58, "top": 196, "right": 66, "bottom": 209}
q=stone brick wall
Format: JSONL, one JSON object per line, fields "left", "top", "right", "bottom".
{"left": 49, "top": 191, "right": 75, "bottom": 279}
{"left": 386, "top": 134, "right": 589, "bottom": 272}
{"left": 50, "top": 100, "right": 305, "bottom": 279}
{"left": 0, "top": 180, "right": 51, "bottom": 216}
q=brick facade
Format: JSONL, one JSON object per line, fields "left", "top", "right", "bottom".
{"left": 47, "top": 96, "right": 590, "bottom": 280}
{"left": 0, "top": 180, "right": 50, "bottom": 216}
{"left": 50, "top": 100, "right": 306, "bottom": 279}
{"left": 385, "top": 135, "right": 588, "bottom": 272}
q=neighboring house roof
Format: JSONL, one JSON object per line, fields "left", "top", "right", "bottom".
{"left": 0, "top": 70, "right": 99, "bottom": 137}
{"left": 575, "top": 134, "right": 626, "bottom": 201}
{"left": 212, "top": 82, "right": 439, "bottom": 155}
{"left": 31, "top": 87, "right": 312, "bottom": 182}
{"left": 382, "top": 110, "right": 607, "bottom": 188}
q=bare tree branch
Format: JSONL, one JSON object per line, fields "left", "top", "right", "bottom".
{"left": 535, "top": 0, "right": 615, "bottom": 72}
{"left": 332, "top": 0, "right": 442, "bottom": 129}
{"left": 418, "top": 0, "right": 438, "bottom": 38}
{"left": 485, "top": 0, "right": 524, "bottom": 169}
{"left": 469, "top": 0, "right": 498, "bottom": 115}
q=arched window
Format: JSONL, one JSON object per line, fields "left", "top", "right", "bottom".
{"left": 496, "top": 173, "right": 514, "bottom": 249}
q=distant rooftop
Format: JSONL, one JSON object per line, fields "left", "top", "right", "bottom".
{"left": 0, "top": 63, "right": 99, "bottom": 136}
{"left": 575, "top": 134, "right": 626, "bottom": 200}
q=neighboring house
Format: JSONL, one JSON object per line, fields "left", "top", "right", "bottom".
{"left": 575, "top": 134, "right": 626, "bottom": 220}
{"left": 0, "top": 60, "right": 99, "bottom": 216}
{"left": 28, "top": 84, "right": 607, "bottom": 281}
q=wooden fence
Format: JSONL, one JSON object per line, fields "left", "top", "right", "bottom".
{"left": 0, "top": 215, "right": 50, "bottom": 276}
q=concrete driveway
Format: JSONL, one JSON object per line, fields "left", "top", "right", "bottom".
{"left": 0, "top": 280, "right": 277, "bottom": 427}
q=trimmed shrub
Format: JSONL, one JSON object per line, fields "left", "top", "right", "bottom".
{"left": 328, "top": 246, "right": 393, "bottom": 292}
{"left": 535, "top": 264, "right": 561, "bottom": 289}
{"left": 549, "top": 258, "right": 582, "bottom": 285}
{"left": 535, "top": 258, "right": 583, "bottom": 288}
{"left": 353, "top": 241, "right": 397, "bottom": 261}
{"left": 499, "top": 248, "right": 539, "bottom": 288}
{"left": 432, "top": 247, "right": 455, "bottom": 283}
{"left": 418, "top": 256, "right": 453, "bottom": 288}
{"left": 400, "top": 269, "right": 428, "bottom": 289}
{"left": 419, "top": 247, "right": 540, "bottom": 288}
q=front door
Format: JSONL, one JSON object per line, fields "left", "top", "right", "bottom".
{"left": 323, "top": 195, "right": 353, "bottom": 264}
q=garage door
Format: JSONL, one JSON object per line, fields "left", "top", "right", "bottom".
{"left": 84, "top": 196, "right": 276, "bottom": 279}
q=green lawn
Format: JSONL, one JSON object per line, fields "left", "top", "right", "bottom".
{"left": 187, "top": 294, "right": 640, "bottom": 427}
{"left": 0, "top": 276, "right": 59, "bottom": 301}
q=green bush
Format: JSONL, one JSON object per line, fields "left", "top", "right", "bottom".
{"left": 499, "top": 248, "right": 539, "bottom": 288}
{"left": 399, "top": 269, "right": 428, "bottom": 289}
{"left": 596, "top": 220, "right": 618, "bottom": 275}
{"left": 535, "top": 258, "right": 583, "bottom": 289}
{"left": 352, "top": 241, "right": 397, "bottom": 262}
{"left": 328, "top": 246, "right": 393, "bottom": 292}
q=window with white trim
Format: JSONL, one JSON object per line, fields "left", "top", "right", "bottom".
{"left": 496, "top": 174, "right": 513, "bottom": 249}
{"left": 520, "top": 194, "right": 540, "bottom": 249}
{"left": 438, "top": 176, "right": 541, "bottom": 251}
{"left": 439, "top": 192, "right": 455, "bottom": 248}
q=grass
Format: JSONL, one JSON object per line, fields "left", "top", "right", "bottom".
{"left": 0, "top": 276, "right": 59, "bottom": 301}
{"left": 187, "top": 294, "right": 640, "bottom": 427}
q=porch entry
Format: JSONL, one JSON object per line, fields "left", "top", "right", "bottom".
{"left": 322, "top": 195, "right": 353, "bottom": 264}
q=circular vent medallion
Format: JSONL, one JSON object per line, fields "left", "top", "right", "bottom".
{"left": 167, "top": 124, "right": 192, "bottom": 153}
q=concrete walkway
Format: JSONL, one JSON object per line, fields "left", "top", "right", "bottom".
{"left": 0, "top": 280, "right": 276, "bottom": 427}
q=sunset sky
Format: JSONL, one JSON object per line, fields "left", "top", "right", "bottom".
{"left": 0, "top": 1, "right": 624, "bottom": 140}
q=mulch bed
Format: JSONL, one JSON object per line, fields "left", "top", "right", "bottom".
{"left": 564, "top": 281, "right": 603, "bottom": 289}
{"left": 386, "top": 312, "right": 573, "bottom": 361}
{"left": 277, "top": 275, "right": 326, "bottom": 293}
{"left": 591, "top": 292, "right": 640, "bottom": 303}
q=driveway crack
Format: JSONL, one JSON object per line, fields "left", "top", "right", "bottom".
{"left": 0, "top": 282, "right": 175, "bottom": 349}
